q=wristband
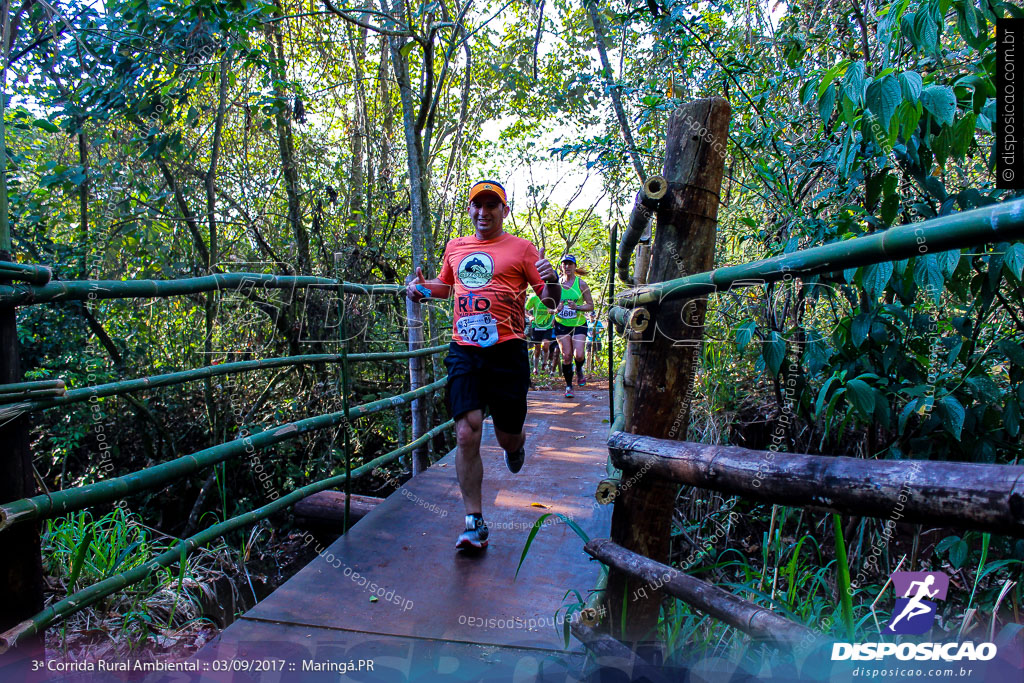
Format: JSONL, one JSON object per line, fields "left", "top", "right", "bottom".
{"left": 415, "top": 284, "right": 432, "bottom": 299}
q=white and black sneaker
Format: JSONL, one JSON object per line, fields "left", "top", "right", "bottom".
{"left": 456, "top": 514, "right": 489, "bottom": 550}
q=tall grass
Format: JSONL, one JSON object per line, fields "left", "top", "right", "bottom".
{"left": 42, "top": 507, "right": 222, "bottom": 653}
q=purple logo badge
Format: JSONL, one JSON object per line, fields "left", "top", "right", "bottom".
{"left": 885, "top": 571, "right": 949, "bottom": 635}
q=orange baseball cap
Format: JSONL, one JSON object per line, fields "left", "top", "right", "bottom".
{"left": 468, "top": 180, "right": 508, "bottom": 206}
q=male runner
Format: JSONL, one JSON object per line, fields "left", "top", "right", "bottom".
{"left": 525, "top": 290, "right": 555, "bottom": 376}
{"left": 406, "top": 180, "right": 559, "bottom": 551}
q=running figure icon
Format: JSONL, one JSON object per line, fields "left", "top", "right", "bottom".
{"left": 887, "top": 575, "right": 939, "bottom": 631}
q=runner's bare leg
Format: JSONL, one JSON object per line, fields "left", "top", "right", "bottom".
{"left": 455, "top": 410, "right": 484, "bottom": 515}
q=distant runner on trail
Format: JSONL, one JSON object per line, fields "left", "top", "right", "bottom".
{"left": 525, "top": 290, "right": 555, "bottom": 377}
{"left": 554, "top": 255, "right": 594, "bottom": 398}
{"left": 585, "top": 312, "right": 604, "bottom": 376}
{"left": 405, "top": 180, "right": 559, "bottom": 551}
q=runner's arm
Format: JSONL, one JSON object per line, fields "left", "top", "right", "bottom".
{"left": 575, "top": 280, "right": 595, "bottom": 313}
{"left": 406, "top": 267, "right": 453, "bottom": 302}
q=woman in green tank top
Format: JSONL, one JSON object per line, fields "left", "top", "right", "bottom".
{"left": 553, "top": 255, "right": 594, "bottom": 398}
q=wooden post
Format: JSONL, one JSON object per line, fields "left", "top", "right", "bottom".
{"left": 607, "top": 97, "right": 730, "bottom": 650}
{"left": 405, "top": 276, "right": 429, "bottom": 474}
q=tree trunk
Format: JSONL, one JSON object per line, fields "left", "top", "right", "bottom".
{"left": 585, "top": 0, "right": 647, "bottom": 183}
{"left": 0, "top": 3, "right": 44, "bottom": 645}
{"left": 269, "top": 2, "right": 311, "bottom": 274}
{"left": 606, "top": 98, "right": 730, "bottom": 650}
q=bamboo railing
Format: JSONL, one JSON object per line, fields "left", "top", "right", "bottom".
{"left": 616, "top": 197, "right": 1024, "bottom": 308}
{"left": 0, "top": 266, "right": 454, "bottom": 648}
{"left": 0, "top": 376, "right": 449, "bottom": 531}
{"left": 0, "top": 346, "right": 447, "bottom": 418}
{"left": 0, "top": 260, "right": 51, "bottom": 285}
{"left": 0, "top": 418, "right": 455, "bottom": 652}
{"left": 0, "top": 272, "right": 403, "bottom": 307}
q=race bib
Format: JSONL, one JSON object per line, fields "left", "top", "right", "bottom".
{"left": 557, "top": 303, "right": 576, "bottom": 320}
{"left": 456, "top": 313, "right": 498, "bottom": 347}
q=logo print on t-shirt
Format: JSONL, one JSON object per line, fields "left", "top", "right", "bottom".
{"left": 457, "top": 252, "right": 493, "bottom": 289}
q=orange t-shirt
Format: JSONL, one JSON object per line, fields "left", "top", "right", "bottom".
{"left": 438, "top": 232, "right": 546, "bottom": 347}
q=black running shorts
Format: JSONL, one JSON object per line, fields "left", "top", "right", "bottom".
{"left": 553, "top": 322, "right": 587, "bottom": 337}
{"left": 444, "top": 339, "right": 530, "bottom": 434}
{"left": 530, "top": 327, "right": 554, "bottom": 343}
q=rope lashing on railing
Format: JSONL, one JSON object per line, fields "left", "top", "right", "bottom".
{"left": 0, "top": 260, "right": 52, "bottom": 286}
{"left": 617, "top": 197, "right": 1024, "bottom": 308}
{"left": 0, "top": 376, "right": 449, "bottom": 532}
{"left": 616, "top": 176, "right": 668, "bottom": 285}
{"left": 0, "top": 346, "right": 448, "bottom": 419}
{"left": 0, "top": 273, "right": 404, "bottom": 307}
{"left": 0, "top": 418, "right": 455, "bottom": 654}
{"left": 607, "top": 431, "right": 1024, "bottom": 537}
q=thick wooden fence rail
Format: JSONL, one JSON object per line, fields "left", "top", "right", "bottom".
{"left": 584, "top": 539, "right": 816, "bottom": 649}
{"left": 0, "top": 267, "right": 453, "bottom": 651}
{"left": 607, "top": 432, "right": 1024, "bottom": 537}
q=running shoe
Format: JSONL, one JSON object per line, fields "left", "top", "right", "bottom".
{"left": 565, "top": 385, "right": 574, "bottom": 398}
{"left": 505, "top": 446, "right": 526, "bottom": 474}
{"left": 455, "top": 515, "right": 489, "bottom": 550}
{"left": 578, "top": 374, "right": 586, "bottom": 387}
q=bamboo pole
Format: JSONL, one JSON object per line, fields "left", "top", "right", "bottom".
{"left": 0, "top": 379, "right": 64, "bottom": 393}
{"left": 0, "top": 418, "right": 455, "bottom": 652}
{"left": 616, "top": 176, "right": 667, "bottom": 284}
{"left": 0, "top": 387, "right": 64, "bottom": 403}
{"left": 334, "top": 253, "right": 353, "bottom": 533}
{"left": 0, "top": 377, "right": 449, "bottom": 531}
{"left": 586, "top": 538, "right": 817, "bottom": 649}
{"left": 607, "top": 431, "right": 1024, "bottom": 537}
{"left": 0, "top": 261, "right": 51, "bottom": 285}
{"left": 607, "top": 222, "right": 616, "bottom": 426}
{"left": 405, "top": 275, "right": 429, "bottom": 474}
{"left": 0, "top": 347, "right": 447, "bottom": 418}
{"left": 0, "top": 273, "right": 404, "bottom": 307}
{"left": 618, "top": 198, "right": 1024, "bottom": 308}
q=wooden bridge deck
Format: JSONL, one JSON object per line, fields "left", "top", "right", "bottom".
{"left": 193, "top": 388, "right": 613, "bottom": 681}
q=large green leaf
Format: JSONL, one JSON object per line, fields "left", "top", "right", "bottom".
{"left": 862, "top": 261, "right": 893, "bottom": 299}
{"left": 845, "top": 379, "right": 875, "bottom": 418}
{"left": 865, "top": 74, "right": 901, "bottom": 129}
{"left": 940, "top": 395, "right": 965, "bottom": 440}
{"left": 1004, "top": 243, "right": 1024, "bottom": 280}
{"left": 819, "top": 84, "right": 836, "bottom": 123}
{"left": 762, "top": 331, "right": 786, "bottom": 376}
{"left": 842, "top": 61, "right": 866, "bottom": 106}
{"left": 898, "top": 71, "right": 922, "bottom": 101}
{"left": 937, "top": 249, "right": 960, "bottom": 278}
{"left": 736, "top": 320, "right": 756, "bottom": 352}
{"left": 998, "top": 339, "right": 1024, "bottom": 367}
{"left": 913, "top": 254, "right": 944, "bottom": 303}
{"left": 951, "top": 114, "right": 976, "bottom": 158}
{"left": 920, "top": 85, "right": 957, "bottom": 126}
